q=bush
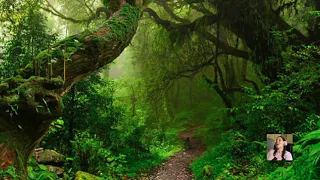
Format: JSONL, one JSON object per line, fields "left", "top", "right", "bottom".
{"left": 72, "top": 132, "right": 127, "bottom": 179}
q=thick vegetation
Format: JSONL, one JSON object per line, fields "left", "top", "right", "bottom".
{"left": 0, "top": 0, "right": 320, "bottom": 179}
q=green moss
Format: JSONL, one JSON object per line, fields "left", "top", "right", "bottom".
{"left": 37, "top": 150, "right": 65, "bottom": 164}
{"left": 77, "top": 29, "right": 92, "bottom": 40}
{"left": 6, "top": 76, "right": 26, "bottom": 89}
{"left": 104, "top": 4, "right": 140, "bottom": 41}
{"left": 6, "top": 95, "right": 19, "bottom": 104}
{"left": 89, "top": 35, "right": 107, "bottom": 50}
{"left": 75, "top": 171, "right": 102, "bottom": 180}
{"left": 15, "top": 4, "right": 139, "bottom": 79}
{"left": 36, "top": 35, "right": 84, "bottom": 62}
{"left": 42, "top": 77, "right": 64, "bottom": 90}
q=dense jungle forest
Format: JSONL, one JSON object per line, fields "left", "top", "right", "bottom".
{"left": 0, "top": 0, "right": 320, "bottom": 179}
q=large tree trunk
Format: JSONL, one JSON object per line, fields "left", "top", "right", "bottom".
{"left": 0, "top": 2, "right": 142, "bottom": 178}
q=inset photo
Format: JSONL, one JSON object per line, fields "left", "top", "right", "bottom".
{"left": 267, "top": 134, "right": 293, "bottom": 161}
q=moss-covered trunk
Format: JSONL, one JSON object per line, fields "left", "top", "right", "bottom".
{"left": 0, "top": 76, "right": 64, "bottom": 178}
{"left": 0, "top": 2, "right": 143, "bottom": 178}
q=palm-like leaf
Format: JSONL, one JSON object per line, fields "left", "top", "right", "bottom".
{"left": 297, "top": 129, "right": 320, "bottom": 166}
{"left": 297, "top": 129, "right": 320, "bottom": 149}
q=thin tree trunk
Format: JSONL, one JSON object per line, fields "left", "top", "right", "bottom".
{"left": 68, "top": 86, "right": 76, "bottom": 159}
{"left": 174, "top": 81, "right": 180, "bottom": 111}
{"left": 189, "top": 78, "right": 193, "bottom": 108}
{"left": 131, "top": 85, "right": 136, "bottom": 116}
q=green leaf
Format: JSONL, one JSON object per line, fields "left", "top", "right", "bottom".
{"left": 27, "top": 166, "right": 33, "bottom": 172}
{"left": 317, "top": 120, "right": 320, "bottom": 128}
{"left": 107, "top": 157, "right": 114, "bottom": 162}
{"left": 66, "top": 157, "right": 74, "bottom": 161}
{"left": 310, "top": 143, "right": 320, "bottom": 156}
{"left": 28, "top": 171, "right": 37, "bottom": 179}
{"left": 38, "top": 164, "right": 48, "bottom": 171}
{"left": 36, "top": 171, "right": 57, "bottom": 180}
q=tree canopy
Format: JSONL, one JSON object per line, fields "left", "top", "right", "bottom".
{"left": 1, "top": 0, "right": 320, "bottom": 179}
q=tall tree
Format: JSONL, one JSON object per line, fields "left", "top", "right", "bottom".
{"left": 0, "top": 0, "right": 149, "bottom": 177}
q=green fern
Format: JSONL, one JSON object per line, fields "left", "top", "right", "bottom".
{"left": 297, "top": 123, "right": 320, "bottom": 167}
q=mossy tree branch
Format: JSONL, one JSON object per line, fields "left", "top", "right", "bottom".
{"left": 0, "top": 2, "right": 144, "bottom": 178}
{"left": 19, "top": 3, "right": 141, "bottom": 95}
{"left": 143, "top": 8, "right": 249, "bottom": 59}
{"left": 145, "top": 0, "right": 310, "bottom": 82}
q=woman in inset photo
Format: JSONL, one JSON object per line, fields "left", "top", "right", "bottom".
{"left": 267, "top": 136, "right": 293, "bottom": 161}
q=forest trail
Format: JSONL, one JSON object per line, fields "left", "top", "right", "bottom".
{"left": 140, "top": 127, "right": 206, "bottom": 180}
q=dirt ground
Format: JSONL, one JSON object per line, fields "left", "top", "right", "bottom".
{"left": 139, "top": 127, "right": 206, "bottom": 180}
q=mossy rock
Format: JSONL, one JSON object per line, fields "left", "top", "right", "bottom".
{"left": 6, "top": 75, "right": 26, "bottom": 89}
{"left": 46, "top": 165, "right": 64, "bottom": 177}
{"left": 36, "top": 150, "right": 65, "bottom": 165}
{"left": 75, "top": 171, "right": 103, "bottom": 180}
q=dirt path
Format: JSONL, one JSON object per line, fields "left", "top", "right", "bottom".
{"left": 140, "top": 127, "right": 206, "bottom": 180}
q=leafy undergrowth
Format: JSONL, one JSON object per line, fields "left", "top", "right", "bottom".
{"left": 191, "top": 130, "right": 284, "bottom": 179}
{"left": 120, "top": 127, "right": 183, "bottom": 178}
{"left": 191, "top": 43, "right": 320, "bottom": 179}
{"left": 0, "top": 158, "right": 59, "bottom": 180}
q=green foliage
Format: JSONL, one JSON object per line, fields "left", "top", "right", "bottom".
{"left": 40, "top": 73, "right": 182, "bottom": 178}
{"left": 192, "top": 130, "right": 294, "bottom": 179}
{"left": 0, "top": 165, "right": 20, "bottom": 179}
{"left": 104, "top": 3, "right": 140, "bottom": 40}
{"left": 231, "top": 44, "right": 320, "bottom": 139}
{"left": 265, "top": 123, "right": 320, "bottom": 180}
{"left": 192, "top": 41, "right": 320, "bottom": 179}
{"left": 0, "top": 159, "right": 58, "bottom": 180}
{"left": 0, "top": 4, "right": 57, "bottom": 80}
{"left": 72, "top": 131, "right": 127, "bottom": 179}
{"left": 102, "top": 0, "right": 109, "bottom": 7}
{"left": 191, "top": 131, "right": 249, "bottom": 179}
{"left": 27, "top": 158, "right": 58, "bottom": 180}
{"left": 308, "top": 11, "right": 320, "bottom": 17}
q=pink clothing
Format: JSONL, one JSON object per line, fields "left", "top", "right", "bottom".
{"left": 267, "top": 150, "right": 293, "bottom": 161}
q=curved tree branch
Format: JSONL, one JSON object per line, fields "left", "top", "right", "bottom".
{"left": 40, "top": 6, "right": 88, "bottom": 23}
{"left": 189, "top": 3, "right": 213, "bottom": 16}
{"left": 0, "top": 3, "right": 143, "bottom": 177}
{"left": 203, "top": 32, "right": 249, "bottom": 59}
{"left": 143, "top": 8, "right": 218, "bottom": 31}
{"left": 83, "top": 0, "right": 94, "bottom": 15}
{"left": 40, "top": 0, "right": 110, "bottom": 24}
{"left": 154, "top": 1, "right": 190, "bottom": 23}
{"left": 275, "top": 0, "right": 298, "bottom": 15}
{"left": 144, "top": 8, "right": 249, "bottom": 59}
